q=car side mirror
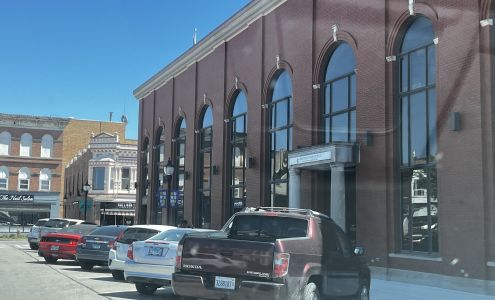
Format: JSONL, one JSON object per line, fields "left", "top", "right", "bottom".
{"left": 354, "top": 246, "right": 365, "bottom": 256}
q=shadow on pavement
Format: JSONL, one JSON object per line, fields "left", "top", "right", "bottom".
{"left": 90, "top": 277, "right": 130, "bottom": 283}
{"left": 98, "top": 289, "right": 178, "bottom": 299}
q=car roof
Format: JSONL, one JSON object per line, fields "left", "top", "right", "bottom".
{"left": 126, "top": 224, "right": 175, "bottom": 231}
{"left": 47, "top": 218, "right": 85, "bottom": 222}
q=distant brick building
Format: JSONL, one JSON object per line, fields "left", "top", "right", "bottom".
{"left": 0, "top": 113, "right": 129, "bottom": 224}
{"left": 133, "top": 0, "right": 495, "bottom": 290}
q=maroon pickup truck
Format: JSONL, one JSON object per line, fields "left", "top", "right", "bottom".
{"left": 172, "top": 207, "right": 370, "bottom": 300}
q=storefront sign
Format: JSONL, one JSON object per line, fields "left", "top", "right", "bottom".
{"left": 169, "top": 190, "right": 184, "bottom": 208}
{"left": 117, "top": 202, "right": 135, "bottom": 210}
{"left": 289, "top": 151, "right": 332, "bottom": 166}
{"left": 158, "top": 190, "right": 167, "bottom": 208}
{"left": 0, "top": 194, "right": 34, "bottom": 202}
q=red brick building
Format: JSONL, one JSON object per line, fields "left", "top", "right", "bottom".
{"left": 133, "top": 0, "right": 495, "bottom": 290}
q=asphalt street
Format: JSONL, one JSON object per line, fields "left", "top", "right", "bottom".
{"left": 0, "top": 240, "right": 494, "bottom": 300}
{"left": 0, "top": 240, "right": 178, "bottom": 300}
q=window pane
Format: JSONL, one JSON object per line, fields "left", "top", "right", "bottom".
{"left": 428, "top": 89, "right": 437, "bottom": 161}
{"left": 233, "top": 91, "right": 247, "bottom": 116}
{"left": 401, "top": 17, "right": 434, "bottom": 53}
{"left": 410, "top": 168, "right": 431, "bottom": 252}
{"left": 402, "top": 97, "right": 409, "bottom": 166}
{"left": 324, "top": 84, "right": 331, "bottom": 114}
{"left": 0, "top": 179, "right": 6, "bottom": 189}
{"left": 350, "top": 110, "right": 356, "bottom": 142}
{"left": 275, "top": 100, "right": 288, "bottom": 128}
{"left": 410, "top": 49, "right": 426, "bottom": 90}
{"left": 350, "top": 74, "right": 356, "bottom": 107}
{"left": 275, "top": 129, "right": 288, "bottom": 151}
{"left": 428, "top": 45, "right": 435, "bottom": 85}
{"left": 272, "top": 71, "right": 292, "bottom": 100}
{"left": 179, "top": 142, "right": 185, "bottom": 157}
{"left": 429, "top": 167, "right": 438, "bottom": 252}
{"left": 201, "top": 152, "right": 211, "bottom": 189}
{"left": 331, "top": 113, "right": 348, "bottom": 142}
{"left": 401, "top": 169, "right": 413, "bottom": 251}
{"left": 325, "top": 117, "right": 331, "bottom": 143}
{"left": 93, "top": 167, "right": 105, "bottom": 190}
{"left": 410, "top": 92, "right": 427, "bottom": 163}
{"left": 325, "top": 43, "right": 356, "bottom": 81}
{"left": 332, "top": 78, "right": 349, "bottom": 112}
{"left": 202, "top": 107, "right": 213, "bottom": 128}
{"left": 202, "top": 128, "right": 212, "bottom": 149}
{"left": 235, "top": 115, "right": 245, "bottom": 135}
{"left": 200, "top": 190, "right": 211, "bottom": 228}
{"left": 273, "top": 182, "right": 288, "bottom": 207}
{"left": 401, "top": 56, "right": 408, "bottom": 92}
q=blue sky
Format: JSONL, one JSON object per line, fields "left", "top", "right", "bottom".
{"left": 0, "top": 0, "right": 250, "bottom": 140}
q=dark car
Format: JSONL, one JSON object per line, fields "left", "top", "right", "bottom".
{"left": 76, "top": 225, "right": 128, "bottom": 271}
{"left": 172, "top": 207, "right": 370, "bottom": 300}
{"left": 38, "top": 224, "right": 98, "bottom": 264}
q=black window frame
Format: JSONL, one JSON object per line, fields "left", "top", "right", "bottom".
{"left": 197, "top": 106, "right": 213, "bottom": 228}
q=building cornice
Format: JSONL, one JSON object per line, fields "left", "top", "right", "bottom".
{"left": 133, "top": 0, "right": 287, "bottom": 100}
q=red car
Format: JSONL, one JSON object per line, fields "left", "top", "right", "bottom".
{"left": 38, "top": 224, "right": 98, "bottom": 264}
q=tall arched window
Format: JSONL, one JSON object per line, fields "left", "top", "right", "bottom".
{"left": 268, "top": 70, "right": 293, "bottom": 207}
{"left": 398, "top": 17, "right": 438, "bottom": 253}
{"left": 173, "top": 118, "right": 187, "bottom": 226}
{"left": 18, "top": 167, "right": 31, "bottom": 191}
{"left": 0, "top": 166, "right": 9, "bottom": 190}
{"left": 197, "top": 106, "right": 213, "bottom": 228}
{"left": 41, "top": 134, "right": 53, "bottom": 158}
{"left": 322, "top": 43, "right": 356, "bottom": 143}
{"left": 229, "top": 91, "right": 247, "bottom": 216}
{"left": 20, "top": 133, "right": 32, "bottom": 157}
{"left": 0, "top": 131, "right": 11, "bottom": 156}
{"left": 153, "top": 127, "right": 166, "bottom": 224}
{"left": 139, "top": 138, "right": 150, "bottom": 223}
{"left": 39, "top": 168, "right": 51, "bottom": 191}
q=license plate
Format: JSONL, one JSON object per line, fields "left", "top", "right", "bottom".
{"left": 214, "top": 276, "right": 235, "bottom": 290}
{"left": 92, "top": 244, "right": 101, "bottom": 249}
{"left": 50, "top": 245, "right": 59, "bottom": 251}
{"left": 147, "top": 247, "right": 163, "bottom": 256}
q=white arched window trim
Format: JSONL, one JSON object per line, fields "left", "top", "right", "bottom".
{"left": 41, "top": 134, "right": 53, "bottom": 158}
{"left": 39, "top": 168, "right": 51, "bottom": 191}
{"left": 20, "top": 133, "right": 32, "bottom": 157}
{"left": 18, "top": 167, "right": 31, "bottom": 191}
{"left": 0, "top": 166, "right": 9, "bottom": 190}
{"left": 0, "top": 131, "right": 11, "bottom": 156}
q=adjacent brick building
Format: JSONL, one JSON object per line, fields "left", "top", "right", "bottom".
{"left": 133, "top": 0, "right": 495, "bottom": 290}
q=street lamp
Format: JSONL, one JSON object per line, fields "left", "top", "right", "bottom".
{"left": 83, "top": 182, "right": 91, "bottom": 221}
{"left": 164, "top": 158, "right": 175, "bottom": 224}
{"left": 63, "top": 195, "right": 67, "bottom": 218}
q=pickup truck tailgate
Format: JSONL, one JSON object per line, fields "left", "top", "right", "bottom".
{"left": 181, "top": 237, "right": 275, "bottom": 278}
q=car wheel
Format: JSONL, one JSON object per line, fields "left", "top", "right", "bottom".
{"left": 303, "top": 282, "right": 320, "bottom": 300}
{"left": 135, "top": 283, "right": 158, "bottom": 295}
{"left": 29, "top": 243, "right": 38, "bottom": 250}
{"left": 44, "top": 257, "right": 58, "bottom": 264}
{"left": 111, "top": 270, "right": 125, "bottom": 280}
{"left": 353, "top": 281, "right": 370, "bottom": 300}
{"left": 80, "top": 262, "right": 94, "bottom": 271}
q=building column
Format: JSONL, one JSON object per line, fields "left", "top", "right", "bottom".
{"left": 288, "top": 168, "right": 301, "bottom": 208}
{"left": 330, "top": 164, "right": 346, "bottom": 231}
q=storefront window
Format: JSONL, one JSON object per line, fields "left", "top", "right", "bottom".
{"left": 197, "top": 106, "right": 213, "bottom": 228}
{"left": 121, "top": 168, "right": 130, "bottom": 190}
{"left": 322, "top": 43, "right": 356, "bottom": 143}
{"left": 399, "top": 16, "right": 438, "bottom": 253}
{"left": 268, "top": 70, "right": 292, "bottom": 207}
{"left": 229, "top": 90, "right": 247, "bottom": 216}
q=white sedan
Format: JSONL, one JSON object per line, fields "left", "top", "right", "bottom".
{"left": 124, "top": 228, "right": 214, "bottom": 295}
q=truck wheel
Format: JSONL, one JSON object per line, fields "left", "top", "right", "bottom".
{"left": 29, "top": 243, "right": 38, "bottom": 250}
{"left": 44, "top": 257, "right": 58, "bottom": 264}
{"left": 303, "top": 282, "right": 320, "bottom": 300}
{"left": 135, "top": 283, "right": 158, "bottom": 295}
{"left": 80, "top": 262, "right": 94, "bottom": 271}
{"left": 111, "top": 270, "right": 125, "bottom": 280}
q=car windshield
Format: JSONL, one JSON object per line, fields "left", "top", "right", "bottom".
{"left": 88, "top": 226, "right": 126, "bottom": 237}
{"left": 148, "top": 229, "right": 192, "bottom": 242}
{"left": 43, "top": 220, "right": 69, "bottom": 228}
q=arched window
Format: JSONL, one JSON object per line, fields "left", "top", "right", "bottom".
{"left": 39, "top": 168, "right": 51, "bottom": 191}
{"left": 197, "top": 106, "right": 213, "bottom": 228}
{"left": 268, "top": 70, "right": 293, "bottom": 207}
{"left": 322, "top": 43, "right": 356, "bottom": 143}
{"left": 153, "top": 127, "right": 166, "bottom": 224}
{"left": 41, "top": 134, "right": 53, "bottom": 158}
{"left": 20, "top": 133, "right": 32, "bottom": 157}
{"left": 18, "top": 167, "right": 31, "bottom": 191}
{"left": 0, "top": 131, "right": 11, "bottom": 156}
{"left": 229, "top": 91, "right": 247, "bottom": 216}
{"left": 0, "top": 166, "right": 8, "bottom": 190}
{"left": 173, "top": 118, "right": 187, "bottom": 226}
{"left": 398, "top": 17, "right": 438, "bottom": 253}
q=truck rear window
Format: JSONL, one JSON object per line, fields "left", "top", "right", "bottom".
{"left": 228, "top": 215, "right": 308, "bottom": 241}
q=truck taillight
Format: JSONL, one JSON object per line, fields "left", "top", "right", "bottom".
{"left": 127, "top": 244, "right": 134, "bottom": 260}
{"left": 273, "top": 252, "right": 290, "bottom": 278}
{"left": 175, "top": 244, "right": 183, "bottom": 271}
{"left": 108, "top": 239, "right": 116, "bottom": 249}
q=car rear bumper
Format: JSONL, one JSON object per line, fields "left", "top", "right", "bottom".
{"left": 76, "top": 249, "right": 109, "bottom": 264}
{"left": 38, "top": 251, "right": 76, "bottom": 260}
{"left": 124, "top": 260, "right": 173, "bottom": 286}
{"left": 172, "top": 273, "right": 286, "bottom": 300}
{"left": 108, "top": 253, "right": 126, "bottom": 271}
{"left": 27, "top": 237, "right": 40, "bottom": 244}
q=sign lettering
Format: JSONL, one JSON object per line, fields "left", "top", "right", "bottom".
{"left": 0, "top": 194, "right": 34, "bottom": 201}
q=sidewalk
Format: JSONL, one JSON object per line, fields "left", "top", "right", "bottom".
{"left": 372, "top": 278, "right": 495, "bottom": 300}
